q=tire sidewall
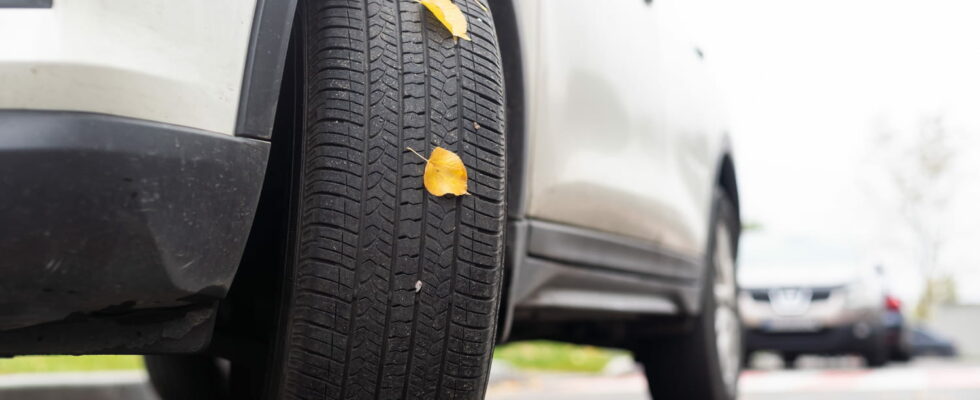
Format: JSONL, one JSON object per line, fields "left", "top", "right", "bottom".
{"left": 701, "top": 194, "right": 742, "bottom": 399}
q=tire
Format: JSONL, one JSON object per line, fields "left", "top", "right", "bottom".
{"left": 891, "top": 347, "right": 912, "bottom": 362}
{"left": 889, "top": 329, "right": 913, "bottom": 362}
{"left": 863, "top": 330, "right": 889, "bottom": 368}
{"left": 635, "top": 194, "right": 741, "bottom": 400}
{"left": 267, "top": 1, "right": 507, "bottom": 399}
{"left": 781, "top": 353, "right": 799, "bottom": 369}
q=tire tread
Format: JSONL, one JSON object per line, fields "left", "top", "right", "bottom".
{"left": 280, "top": 1, "right": 506, "bottom": 399}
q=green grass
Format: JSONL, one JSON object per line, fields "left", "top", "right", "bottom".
{"left": 493, "top": 340, "right": 628, "bottom": 373}
{"left": 0, "top": 355, "right": 144, "bottom": 374}
{"left": 0, "top": 342, "right": 619, "bottom": 375}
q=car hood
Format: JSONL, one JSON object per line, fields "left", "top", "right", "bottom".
{"left": 737, "top": 264, "right": 856, "bottom": 289}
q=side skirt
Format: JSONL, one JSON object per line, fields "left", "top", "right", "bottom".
{"left": 499, "top": 219, "right": 703, "bottom": 342}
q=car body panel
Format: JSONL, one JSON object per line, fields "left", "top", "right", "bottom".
{"left": 498, "top": 0, "right": 735, "bottom": 337}
{"left": 0, "top": 0, "right": 257, "bottom": 134}
{"left": 513, "top": 0, "right": 726, "bottom": 259}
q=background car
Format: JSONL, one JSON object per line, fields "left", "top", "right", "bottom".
{"left": 0, "top": 1, "right": 739, "bottom": 399}
{"left": 909, "top": 326, "right": 959, "bottom": 357}
{"left": 883, "top": 294, "right": 913, "bottom": 361}
{"left": 739, "top": 236, "right": 892, "bottom": 368}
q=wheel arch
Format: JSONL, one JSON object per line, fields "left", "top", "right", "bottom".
{"left": 716, "top": 149, "right": 742, "bottom": 247}
{"left": 235, "top": 0, "right": 300, "bottom": 140}
{"left": 488, "top": 0, "right": 528, "bottom": 219}
{"left": 482, "top": 0, "right": 528, "bottom": 344}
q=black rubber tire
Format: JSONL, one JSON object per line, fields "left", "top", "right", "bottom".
{"left": 863, "top": 331, "right": 889, "bottom": 368}
{"left": 781, "top": 353, "right": 799, "bottom": 369}
{"left": 268, "top": 1, "right": 507, "bottom": 399}
{"left": 891, "top": 348, "right": 912, "bottom": 363}
{"left": 635, "top": 194, "right": 740, "bottom": 400}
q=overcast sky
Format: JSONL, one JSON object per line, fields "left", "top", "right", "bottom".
{"left": 682, "top": 0, "right": 980, "bottom": 303}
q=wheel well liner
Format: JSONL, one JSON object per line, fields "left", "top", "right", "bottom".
{"left": 717, "top": 152, "right": 741, "bottom": 244}
{"left": 236, "top": 0, "right": 299, "bottom": 140}
{"left": 489, "top": 0, "right": 527, "bottom": 219}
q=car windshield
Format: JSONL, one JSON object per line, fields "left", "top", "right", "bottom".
{"left": 739, "top": 234, "right": 860, "bottom": 271}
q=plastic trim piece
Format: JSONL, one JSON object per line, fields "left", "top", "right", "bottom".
{"left": 0, "top": 111, "right": 269, "bottom": 337}
{"left": 235, "top": 0, "right": 299, "bottom": 139}
{"left": 497, "top": 218, "right": 528, "bottom": 342}
{"left": 527, "top": 220, "right": 702, "bottom": 282}
{"left": 500, "top": 219, "right": 702, "bottom": 341}
{"left": 514, "top": 257, "right": 683, "bottom": 314}
{"left": 488, "top": 0, "right": 528, "bottom": 219}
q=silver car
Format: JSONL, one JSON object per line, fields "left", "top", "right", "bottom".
{"left": 0, "top": 0, "right": 740, "bottom": 399}
{"left": 739, "top": 236, "right": 891, "bottom": 367}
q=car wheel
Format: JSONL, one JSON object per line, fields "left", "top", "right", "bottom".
{"left": 265, "top": 1, "right": 507, "bottom": 399}
{"left": 891, "top": 348, "right": 912, "bottom": 362}
{"left": 781, "top": 353, "right": 799, "bottom": 369}
{"left": 635, "top": 194, "right": 741, "bottom": 400}
{"left": 742, "top": 349, "right": 754, "bottom": 369}
{"left": 863, "top": 331, "right": 889, "bottom": 368}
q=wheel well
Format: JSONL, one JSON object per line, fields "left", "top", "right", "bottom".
{"left": 429, "top": 0, "right": 523, "bottom": 344}
{"left": 717, "top": 153, "right": 741, "bottom": 246}
{"left": 213, "top": 20, "right": 302, "bottom": 356}
{"left": 488, "top": 0, "right": 527, "bottom": 219}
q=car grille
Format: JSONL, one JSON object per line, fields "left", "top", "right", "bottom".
{"left": 748, "top": 288, "right": 834, "bottom": 302}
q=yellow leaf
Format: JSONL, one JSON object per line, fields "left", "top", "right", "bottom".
{"left": 418, "top": 0, "right": 471, "bottom": 41}
{"left": 408, "top": 146, "right": 469, "bottom": 196}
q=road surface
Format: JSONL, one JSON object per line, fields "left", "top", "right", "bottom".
{"left": 487, "top": 357, "right": 980, "bottom": 400}
{"left": 0, "top": 356, "right": 975, "bottom": 399}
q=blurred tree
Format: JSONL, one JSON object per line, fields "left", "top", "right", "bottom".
{"left": 872, "top": 115, "right": 959, "bottom": 320}
{"left": 916, "top": 274, "right": 959, "bottom": 319}
{"left": 741, "top": 220, "right": 764, "bottom": 233}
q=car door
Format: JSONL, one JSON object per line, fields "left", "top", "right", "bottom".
{"left": 518, "top": 0, "right": 719, "bottom": 259}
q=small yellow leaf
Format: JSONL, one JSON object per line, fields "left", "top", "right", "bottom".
{"left": 410, "top": 146, "right": 468, "bottom": 196}
{"left": 418, "top": 0, "right": 471, "bottom": 41}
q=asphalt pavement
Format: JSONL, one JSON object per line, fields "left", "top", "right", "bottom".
{"left": 487, "top": 356, "right": 980, "bottom": 400}
{"left": 0, "top": 356, "right": 975, "bottom": 400}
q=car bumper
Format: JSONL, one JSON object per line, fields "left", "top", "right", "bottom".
{"left": 745, "top": 323, "right": 879, "bottom": 355}
{"left": 0, "top": 111, "right": 268, "bottom": 338}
